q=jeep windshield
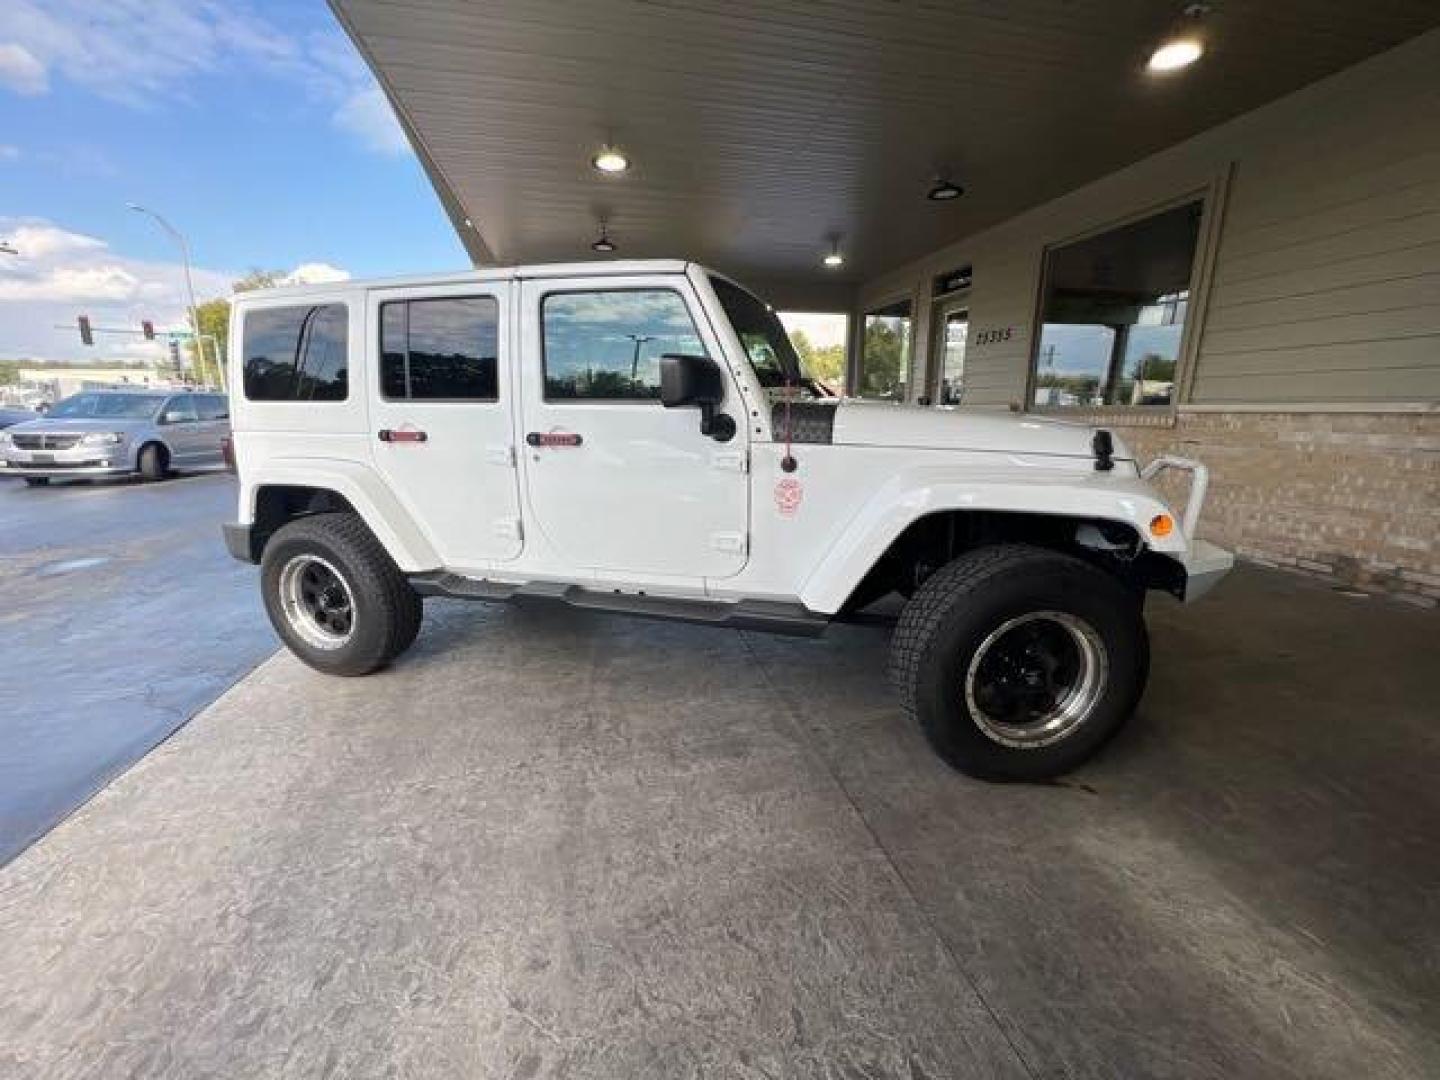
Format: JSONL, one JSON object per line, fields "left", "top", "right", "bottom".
{"left": 45, "top": 393, "right": 164, "bottom": 420}
{"left": 710, "top": 276, "right": 828, "bottom": 400}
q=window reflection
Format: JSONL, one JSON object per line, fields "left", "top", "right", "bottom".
{"left": 1031, "top": 202, "right": 1201, "bottom": 408}
{"left": 542, "top": 290, "right": 705, "bottom": 400}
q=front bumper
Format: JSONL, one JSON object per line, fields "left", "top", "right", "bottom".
{"left": 1175, "top": 538, "right": 1234, "bottom": 602}
{"left": 0, "top": 453, "right": 133, "bottom": 478}
{"left": 223, "top": 522, "right": 258, "bottom": 564}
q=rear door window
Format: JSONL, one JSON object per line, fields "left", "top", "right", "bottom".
{"left": 380, "top": 296, "right": 499, "bottom": 400}
{"left": 242, "top": 304, "right": 349, "bottom": 401}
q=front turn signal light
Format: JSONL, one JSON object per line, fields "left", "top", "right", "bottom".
{"left": 1150, "top": 513, "right": 1175, "bottom": 538}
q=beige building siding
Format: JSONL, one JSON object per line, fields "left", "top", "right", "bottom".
{"left": 854, "top": 29, "right": 1440, "bottom": 598}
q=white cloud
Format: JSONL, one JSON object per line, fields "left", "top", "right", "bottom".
{"left": 0, "top": 144, "right": 19, "bottom": 161}
{"left": 332, "top": 85, "right": 409, "bottom": 157}
{"left": 282, "top": 262, "right": 352, "bottom": 285}
{"left": 0, "top": 1, "right": 411, "bottom": 156}
{"left": 0, "top": 42, "right": 47, "bottom": 95}
{"left": 0, "top": 218, "right": 234, "bottom": 362}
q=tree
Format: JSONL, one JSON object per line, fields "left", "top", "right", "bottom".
{"left": 788, "top": 327, "right": 847, "bottom": 390}
{"left": 190, "top": 268, "right": 286, "bottom": 378}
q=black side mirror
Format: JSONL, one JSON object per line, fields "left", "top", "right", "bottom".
{"left": 660, "top": 354, "right": 734, "bottom": 441}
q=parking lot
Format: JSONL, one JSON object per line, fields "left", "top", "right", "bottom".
{"left": 1, "top": 496, "right": 1437, "bottom": 1077}
{"left": 0, "top": 472, "right": 276, "bottom": 863}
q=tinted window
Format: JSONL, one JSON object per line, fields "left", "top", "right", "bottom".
{"left": 542, "top": 290, "right": 705, "bottom": 400}
{"left": 197, "top": 394, "right": 229, "bottom": 420}
{"left": 243, "top": 304, "right": 349, "bottom": 401}
{"left": 859, "top": 299, "right": 912, "bottom": 401}
{"left": 380, "top": 296, "right": 499, "bottom": 400}
{"left": 1031, "top": 201, "right": 1201, "bottom": 409}
{"left": 163, "top": 395, "right": 199, "bottom": 422}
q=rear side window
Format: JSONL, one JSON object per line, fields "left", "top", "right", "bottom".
{"left": 541, "top": 289, "right": 706, "bottom": 400}
{"left": 242, "top": 304, "right": 349, "bottom": 401}
{"left": 197, "top": 394, "right": 229, "bottom": 420}
{"left": 380, "top": 296, "right": 499, "bottom": 400}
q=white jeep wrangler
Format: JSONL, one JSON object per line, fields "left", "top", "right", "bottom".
{"left": 223, "top": 260, "right": 1231, "bottom": 780}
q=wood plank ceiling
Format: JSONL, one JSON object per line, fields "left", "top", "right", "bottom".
{"left": 331, "top": 0, "right": 1440, "bottom": 302}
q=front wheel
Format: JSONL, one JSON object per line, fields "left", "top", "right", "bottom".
{"left": 889, "top": 544, "right": 1148, "bottom": 781}
{"left": 260, "top": 512, "right": 423, "bottom": 676}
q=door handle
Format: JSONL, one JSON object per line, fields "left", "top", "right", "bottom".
{"left": 378, "top": 428, "right": 427, "bottom": 443}
{"left": 526, "top": 432, "right": 583, "bottom": 447}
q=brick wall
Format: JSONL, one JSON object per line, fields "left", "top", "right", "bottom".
{"left": 1119, "top": 412, "right": 1440, "bottom": 608}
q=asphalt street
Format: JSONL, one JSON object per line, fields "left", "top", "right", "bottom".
{"left": 0, "top": 471, "right": 277, "bottom": 864}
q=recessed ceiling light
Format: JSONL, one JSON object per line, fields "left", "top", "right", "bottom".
{"left": 592, "top": 147, "right": 630, "bottom": 174}
{"left": 1148, "top": 37, "right": 1203, "bottom": 72}
{"left": 927, "top": 179, "right": 964, "bottom": 202}
{"left": 822, "top": 245, "right": 844, "bottom": 268}
{"left": 591, "top": 222, "right": 616, "bottom": 253}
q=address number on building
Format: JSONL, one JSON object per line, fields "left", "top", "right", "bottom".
{"left": 974, "top": 327, "right": 1015, "bottom": 346}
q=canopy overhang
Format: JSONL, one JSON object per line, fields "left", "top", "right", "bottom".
{"left": 330, "top": 0, "right": 1439, "bottom": 309}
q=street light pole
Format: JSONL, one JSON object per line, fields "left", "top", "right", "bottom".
{"left": 126, "top": 203, "right": 221, "bottom": 388}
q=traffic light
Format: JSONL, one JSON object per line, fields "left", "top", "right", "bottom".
{"left": 78, "top": 315, "right": 93, "bottom": 346}
{"left": 142, "top": 320, "right": 155, "bottom": 340}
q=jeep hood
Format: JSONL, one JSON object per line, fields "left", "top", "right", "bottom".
{"left": 827, "top": 400, "right": 1131, "bottom": 461}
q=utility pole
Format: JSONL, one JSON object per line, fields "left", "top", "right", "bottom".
{"left": 126, "top": 203, "right": 222, "bottom": 388}
{"left": 626, "top": 334, "right": 655, "bottom": 385}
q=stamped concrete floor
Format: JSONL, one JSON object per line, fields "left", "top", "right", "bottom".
{"left": 1, "top": 566, "right": 1437, "bottom": 1079}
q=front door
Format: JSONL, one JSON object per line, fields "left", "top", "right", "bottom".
{"left": 517, "top": 276, "right": 749, "bottom": 582}
{"left": 930, "top": 299, "right": 969, "bottom": 406}
{"left": 368, "top": 282, "right": 523, "bottom": 570}
{"left": 159, "top": 393, "right": 205, "bottom": 461}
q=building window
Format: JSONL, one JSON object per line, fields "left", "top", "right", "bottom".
{"left": 938, "top": 309, "right": 968, "bottom": 405}
{"left": 541, "top": 289, "right": 705, "bottom": 400}
{"left": 380, "top": 296, "right": 499, "bottom": 400}
{"left": 1031, "top": 200, "right": 1202, "bottom": 408}
{"left": 859, "top": 299, "right": 912, "bottom": 400}
{"left": 242, "top": 304, "right": 348, "bottom": 402}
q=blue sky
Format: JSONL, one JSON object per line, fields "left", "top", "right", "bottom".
{"left": 0, "top": 0, "right": 465, "bottom": 362}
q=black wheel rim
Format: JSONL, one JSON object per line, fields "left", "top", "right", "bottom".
{"left": 964, "top": 611, "right": 1108, "bottom": 747}
{"left": 278, "top": 554, "right": 356, "bottom": 650}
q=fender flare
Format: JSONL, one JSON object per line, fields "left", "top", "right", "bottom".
{"left": 797, "top": 467, "right": 1186, "bottom": 614}
{"left": 240, "top": 458, "right": 441, "bottom": 572}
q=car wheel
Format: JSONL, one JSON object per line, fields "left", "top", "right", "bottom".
{"left": 137, "top": 443, "right": 169, "bottom": 481}
{"left": 260, "top": 511, "right": 423, "bottom": 677}
{"left": 889, "top": 543, "right": 1147, "bottom": 781}
{"left": 24, "top": 477, "right": 50, "bottom": 487}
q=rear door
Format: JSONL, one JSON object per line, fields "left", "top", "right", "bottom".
{"left": 368, "top": 281, "right": 523, "bottom": 570}
{"left": 517, "top": 275, "right": 749, "bottom": 581}
{"left": 194, "top": 394, "right": 230, "bottom": 463}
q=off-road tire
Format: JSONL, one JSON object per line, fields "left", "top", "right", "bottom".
{"left": 137, "top": 443, "right": 168, "bottom": 481}
{"left": 260, "top": 511, "right": 423, "bottom": 677}
{"left": 889, "top": 543, "right": 1147, "bottom": 781}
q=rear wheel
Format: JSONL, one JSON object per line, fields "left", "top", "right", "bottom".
{"left": 889, "top": 544, "right": 1147, "bottom": 781}
{"left": 260, "top": 512, "right": 423, "bottom": 676}
{"left": 137, "top": 442, "right": 168, "bottom": 481}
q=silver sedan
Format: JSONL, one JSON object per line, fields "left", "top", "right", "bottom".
{"left": 0, "top": 389, "right": 230, "bottom": 486}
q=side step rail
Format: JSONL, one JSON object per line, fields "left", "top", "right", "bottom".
{"left": 409, "top": 572, "right": 831, "bottom": 638}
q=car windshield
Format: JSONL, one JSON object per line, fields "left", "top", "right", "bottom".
{"left": 710, "top": 276, "right": 824, "bottom": 399}
{"left": 45, "top": 393, "right": 162, "bottom": 420}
